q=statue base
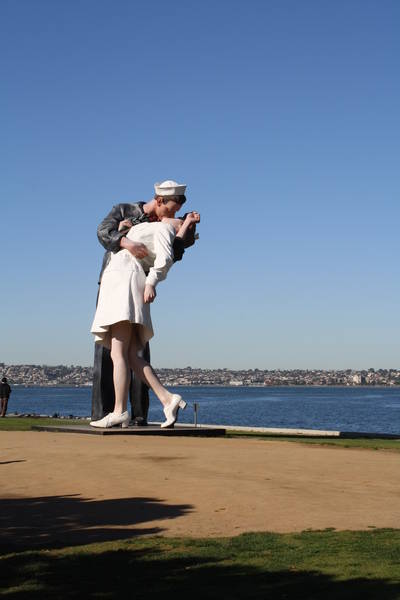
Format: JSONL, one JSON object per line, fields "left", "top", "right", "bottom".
{"left": 31, "top": 423, "right": 226, "bottom": 437}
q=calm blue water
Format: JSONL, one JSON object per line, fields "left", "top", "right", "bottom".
{"left": 6, "top": 386, "right": 400, "bottom": 434}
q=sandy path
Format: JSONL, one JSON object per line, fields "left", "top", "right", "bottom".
{"left": 1, "top": 431, "right": 399, "bottom": 547}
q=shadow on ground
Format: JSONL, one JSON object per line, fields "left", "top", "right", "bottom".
{"left": 2, "top": 542, "right": 400, "bottom": 599}
{"left": 0, "top": 495, "right": 193, "bottom": 551}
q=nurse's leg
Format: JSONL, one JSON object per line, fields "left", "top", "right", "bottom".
{"left": 128, "top": 327, "right": 173, "bottom": 408}
{"left": 110, "top": 321, "right": 133, "bottom": 414}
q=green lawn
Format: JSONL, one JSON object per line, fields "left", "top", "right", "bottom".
{"left": 0, "top": 416, "right": 88, "bottom": 431}
{"left": 1, "top": 417, "right": 400, "bottom": 451}
{"left": 1, "top": 530, "right": 400, "bottom": 598}
{"left": 227, "top": 431, "right": 400, "bottom": 451}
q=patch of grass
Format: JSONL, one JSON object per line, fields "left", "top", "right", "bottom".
{"left": 2, "top": 418, "right": 400, "bottom": 452}
{"left": 1, "top": 530, "right": 400, "bottom": 598}
{"left": 0, "top": 417, "right": 88, "bottom": 431}
{"left": 227, "top": 431, "right": 400, "bottom": 451}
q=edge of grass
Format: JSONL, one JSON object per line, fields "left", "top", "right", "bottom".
{"left": 0, "top": 416, "right": 89, "bottom": 431}
{"left": 226, "top": 430, "right": 400, "bottom": 451}
{"left": 1, "top": 417, "right": 400, "bottom": 451}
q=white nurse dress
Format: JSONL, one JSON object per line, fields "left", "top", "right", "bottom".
{"left": 90, "top": 221, "right": 175, "bottom": 349}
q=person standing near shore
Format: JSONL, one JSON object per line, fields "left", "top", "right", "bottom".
{"left": 0, "top": 377, "right": 11, "bottom": 417}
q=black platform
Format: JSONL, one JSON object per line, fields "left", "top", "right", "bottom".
{"left": 31, "top": 423, "right": 226, "bottom": 437}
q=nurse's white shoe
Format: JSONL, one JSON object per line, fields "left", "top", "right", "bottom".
{"left": 90, "top": 411, "right": 130, "bottom": 429}
{"left": 161, "top": 395, "right": 187, "bottom": 429}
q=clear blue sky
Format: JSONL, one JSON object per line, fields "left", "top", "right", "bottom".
{"left": 1, "top": 0, "right": 399, "bottom": 369}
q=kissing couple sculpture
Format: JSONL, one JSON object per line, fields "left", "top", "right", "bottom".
{"left": 90, "top": 180, "right": 200, "bottom": 429}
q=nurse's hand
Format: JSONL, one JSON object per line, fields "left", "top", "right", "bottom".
{"left": 144, "top": 284, "right": 156, "bottom": 303}
{"left": 120, "top": 237, "right": 149, "bottom": 258}
{"left": 184, "top": 211, "right": 200, "bottom": 225}
{"left": 118, "top": 219, "right": 133, "bottom": 231}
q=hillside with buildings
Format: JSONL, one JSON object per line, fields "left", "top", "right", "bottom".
{"left": 1, "top": 363, "right": 399, "bottom": 387}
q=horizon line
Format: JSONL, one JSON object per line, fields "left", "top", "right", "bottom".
{"left": 1, "top": 362, "right": 399, "bottom": 372}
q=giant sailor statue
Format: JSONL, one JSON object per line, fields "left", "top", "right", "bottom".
{"left": 91, "top": 180, "right": 197, "bottom": 425}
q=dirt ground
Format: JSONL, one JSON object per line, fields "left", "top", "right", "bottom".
{"left": 1, "top": 431, "right": 399, "bottom": 548}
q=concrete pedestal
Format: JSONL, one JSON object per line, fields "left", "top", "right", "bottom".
{"left": 31, "top": 423, "right": 226, "bottom": 437}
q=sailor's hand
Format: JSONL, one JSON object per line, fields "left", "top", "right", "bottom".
{"left": 118, "top": 219, "right": 133, "bottom": 231}
{"left": 144, "top": 284, "right": 156, "bottom": 303}
{"left": 120, "top": 237, "right": 149, "bottom": 258}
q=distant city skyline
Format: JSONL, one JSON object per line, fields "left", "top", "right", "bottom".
{"left": 2, "top": 362, "right": 400, "bottom": 389}
{"left": 1, "top": 1, "right": 399, "bottom": 369}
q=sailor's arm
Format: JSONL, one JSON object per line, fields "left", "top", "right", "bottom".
{"left": 97, "top": 204, "right": 148, "bottom": 258}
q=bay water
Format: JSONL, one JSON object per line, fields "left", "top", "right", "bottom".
{"left": 6, "top": 385, "right": 400, "bottom": 434}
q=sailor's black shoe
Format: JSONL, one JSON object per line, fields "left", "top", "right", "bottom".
{"left": 132, "top": 416, "right": 148, "bottom": 427}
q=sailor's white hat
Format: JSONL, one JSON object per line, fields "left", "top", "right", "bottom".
{"left": 154, "top": 179, "right": 186, "bottom": 197}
